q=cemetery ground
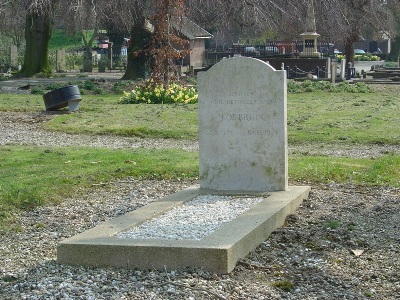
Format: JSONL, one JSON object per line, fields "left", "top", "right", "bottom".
{"left": 0, "top": 81, "right": 399, "bottom": 299}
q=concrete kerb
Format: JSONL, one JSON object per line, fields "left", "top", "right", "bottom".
{"left": 57, "top": 185, "right": 311, "bottom": 274}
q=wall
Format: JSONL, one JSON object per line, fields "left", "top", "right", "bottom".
{"left": 190, "top": 39, "right": 206, "bottom": 68}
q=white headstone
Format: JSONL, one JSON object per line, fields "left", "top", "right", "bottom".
{"left": 198, "top": 57, "right": 288, "bottom": 192}
{"left": 56, "top": 49, "right": 66, "bottom": 72}
{"left": 340, "top": 59, "right": 347, "bottom": 80}
{"left": 10, "top": 45, "right": 18, "bottom": 67}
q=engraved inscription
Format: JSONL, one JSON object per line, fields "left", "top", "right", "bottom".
{"left": 211, "top": 98, "right": 274, "bottom": 105}
{"left": 228, "top": 91, "right": 255, "bottom": 97}
{"left": 218, "top": 113, "right": 264, "bottom": 121}
{"left": 212, "top": 99, "right": 259, "bottom": 105}
{"left": 204, "top": 129, "right": 234, "bottom": 136}
{"left": 208, "top": 90, "right": 277, "bottom": 138}
{"left": 248, "top": 129, "right": 278, "bottom": 136}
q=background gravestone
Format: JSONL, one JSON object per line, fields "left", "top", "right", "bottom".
{"left": 56, "top": 49, "right": 66, "bottom": 72}
{"left": 10, "top": 45, "right": 18, "bottom": 68}
{"left": 198, "top": 57, "right": 288, "bottom": 192}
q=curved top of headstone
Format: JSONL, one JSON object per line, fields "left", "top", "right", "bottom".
{"left": 207, "top": 56, "right": 277, "bottom": 74}
{"left": 199, "top": 57, "right": 285, "bottom": 99}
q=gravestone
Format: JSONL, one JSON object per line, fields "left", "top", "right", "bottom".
{"left": 198, "top": 57, "right": 288, "bottom": 192}
{"left": 56, "top": 49, "right": 66, "bottom": 72}
{"left": 57, "top": 56, "right": 311, "bottom": 274}
{"left": 10, "top": 45, "right": 18, "bottom": 68}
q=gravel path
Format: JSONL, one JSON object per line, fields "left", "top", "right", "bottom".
{"left": 1, "top": 111, "right": 399, "bottom": 157}
{"left": 0, "top": 111, "right": 399, "bottom": 299}
{"left": 0, "top": 112, "right": 197, "bottom": 151}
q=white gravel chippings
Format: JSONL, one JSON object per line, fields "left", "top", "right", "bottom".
{"left": 0, "top": 111, "right": 399, "bottom": 299}
{"left": 118, "top": 195, "right": 264, "bottom": 240}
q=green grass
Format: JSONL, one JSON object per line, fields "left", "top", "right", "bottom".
{"left": 1, "top": 87, "right": 398, "bottom": 143}
{"left": 272, "top": 280, "right": 294, "bottom": 291}
{"left": 1, "top": 147, "right": 398, "bottom": 228}
{"left": 0, "top": 146, "right": 198, "bottom": 228}
{"left": 0, "top": 94, "right": 45, "bottom": 111}
{"left": 287, "top": 91, "right": 399, "bottom": 145}
{"left": 289, "top": 153, "right": 400, "bottom": 187}
{"left": 0, "top": 93, "right": 199, "bottom": 139}
{"left": 49, "top": 29, "right": 84, "bottom": 50}
{"left": 46, "top": 101, "right": 199, "bottom": 139}
{"left": 0, "top": 85, "right": 399, "bottom": 228}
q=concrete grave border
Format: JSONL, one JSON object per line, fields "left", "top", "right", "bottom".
{"left": 57, "top": 185, "right": 310, "bottom": 274}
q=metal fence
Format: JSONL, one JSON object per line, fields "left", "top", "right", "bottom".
{"left": 205, "top": 41, "right": 334, "bottom": 66}
{"left": 49, "top": 47, "right": 128, "bottom": 73}
{"left": 285, "top": 65, "right": 329, "bottom": 79}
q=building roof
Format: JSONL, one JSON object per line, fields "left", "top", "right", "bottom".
{"left": 174, "top": 17, "right": 213, "bottom": 40}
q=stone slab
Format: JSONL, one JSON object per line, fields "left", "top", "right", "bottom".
{"left": 57, "top": 185, "right": 310, "bottom": 274}
{"left": 198, "top": 57, "right": 287, "bottom": 192}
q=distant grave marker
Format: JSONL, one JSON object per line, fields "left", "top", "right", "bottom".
{"left": 10, "top": 45, "right": 18, "bottom": 68}
{"left": 56, "top": 49, "right": 66, "bottom": 72}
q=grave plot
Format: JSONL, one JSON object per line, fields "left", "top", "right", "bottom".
{"left": 57, "top": 57, "right": 310, "bottom": 273}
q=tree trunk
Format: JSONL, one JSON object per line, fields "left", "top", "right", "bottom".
{"left": 83, "top": 51, "right": 93, "bottom": 72}
{"left": 122, "top": 18, "right": 153, "bottom": 80}
{"left": 17, "top": 12, "right": 53, "bottom": 77}
{"left": 81, "top": 30, "right": 97, "bottom": 72}
{"left": 388, "top": 35, "right": 400, "bottom": 62}
{"left": 344, "top": 37, "right": 355, "bottom": 66}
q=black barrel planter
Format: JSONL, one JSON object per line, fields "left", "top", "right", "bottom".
{"left": 43, "top": 85, "right": 82, "bottom": 111}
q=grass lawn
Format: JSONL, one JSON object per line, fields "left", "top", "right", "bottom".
{"left": 288, "top": 91, "right": 399, "bottom": 144}
{"left": 48, "top": 29, "right": 87, "bottom": 50}
{"left": 0, "top": 83, "right": 399, "bottom": 228}
{"left": 0, "top": 146, "right": 198, "bottom": 227}
{"left": 1, "top": 89, "right": 399, "bottom": 144}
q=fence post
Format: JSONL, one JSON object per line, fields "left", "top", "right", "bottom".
{"left": 331, "top": 61, "right": 336, "bottom": 84}
{"left": 340, "top": 59, "right": 346, "bottom": 80}
{"left": 346, "top": 62, "right": 352, "bottom": 80}
{"left": 107, "top": 42, "right": 113, "bottom": 71}
{"left": 326, "top": 57, "right": 331, "bottom": 79}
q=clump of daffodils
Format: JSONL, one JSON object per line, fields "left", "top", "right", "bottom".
{"left": 120, "top": 80, "right": 198, "bottom": 104}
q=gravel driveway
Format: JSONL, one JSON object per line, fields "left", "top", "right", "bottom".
{"left": 0, "top": 111, "right": 399, "bottom": 299}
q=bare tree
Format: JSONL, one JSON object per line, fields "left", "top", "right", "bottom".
{"left": 6, "top": 0, "right": 399, "bottom": 77}
{"left": 189, "top": 0, "right": 399, "bottom": 64}
{"left": 13, "top": 0, "right": 60, "bottom": 77}
{"left": 186, "top": 0, "right": 309, "bottom": 42}
{"left": 0, "top": 2, "right": 25, "bottom": 49}
{"left": 385, "top": 0, "right": 400, "bottom": 61}
{"left": 205, "top": 0, "right": 399, "bottom": 64}
{"left": 314, "top": 0, "right": 397, "bottom": 63}
{"left": 0, "top": 0, "right": 11, "bottom": 13}
{"left": 90, "top": 0, "right": 153, "bottom": 79}
{"left": 146, "top": 0, "right": 191, "bottom": 83}
{"left": 62, "top": 0, "right": 100, "bottom": 72}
